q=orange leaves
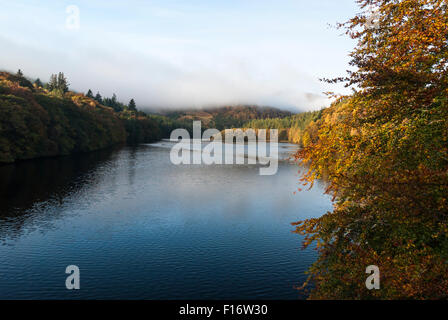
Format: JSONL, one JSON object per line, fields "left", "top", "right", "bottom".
{"left": 292, "top": 0, "right": 448, "bottom": 299}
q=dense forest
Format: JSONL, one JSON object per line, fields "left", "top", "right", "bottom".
{"left": 163, "top": 106, "right": 292, "bottom": 131}
{"left": 243, "top": 110, "right": 322, "bottom": 143}
{"left": 0, "top": 71, "right": 188, "bottom": 163}
{"left": 0, "top": 70, "right": 304, "bottom": 163}
{"left": 293, "top": 0, "right": 448, "bottom": 299}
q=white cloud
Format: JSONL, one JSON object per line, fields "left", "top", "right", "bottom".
{"left": 0, "top": 0, "right": 354, "bottom": 112}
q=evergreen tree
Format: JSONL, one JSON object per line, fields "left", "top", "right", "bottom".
{"left": 106, "top": 93, "right": 123, "bottom": 112}
{"left": 46, "top": 74, "right": 58, "bottom": 91}
{"left": 57, "top": 72, "right": 69, "bottom": 93}
{"left": 128, "top": 99, "right": 137, "bottom": 111}
{"left": 34, "top": 78, "right": 43, "bottom": 88}
{"left": 86, "top": 89, "right": 94, "bottom": 98}
{"left": 111, "top": 93, "right": 117, "bottom": 106}
{"left": 95, "top": 92, "right": 103, "bottom": 104}
{"left": 16, "top": 69, "right": 23, "bottom": 77}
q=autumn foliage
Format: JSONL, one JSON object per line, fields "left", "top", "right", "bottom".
{"left": 293, "top": 0, "right": 448, "bottom": 299}
{"left": 0, "top": 72, "right": 164, "bottom": 163}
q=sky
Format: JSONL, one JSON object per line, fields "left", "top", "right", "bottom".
{"left": 0, "top": 0, "right": 359, "bottom": 112}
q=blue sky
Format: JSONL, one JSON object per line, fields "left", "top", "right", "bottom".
{"left": 0, "top": 0, "right": 359, "bottom": 111}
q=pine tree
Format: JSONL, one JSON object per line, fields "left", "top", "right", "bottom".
{"left": 95, "top": 92, "right": 103, "bottom": 104}
{"left": 46, "top": 74, "right": 58, "bottom": 91}
{"left": 86, "top": 89, "right": 94, "bottom": 98}
{"left": 34, "top": 78, "right": 43, "bottom": 88}
{"left": 57, "top": 72, "right": 69, "bottom": 93}
{"left": 111, "top": 93, "right": 117, "bottom": 106}
{"left": 109, "top": 94, "right": 123, "bottom": 112}
{"left": 129, "top": 99, "right": 137, "bottom": 111}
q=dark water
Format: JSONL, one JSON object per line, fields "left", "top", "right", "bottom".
{"left": 0, "top": 142, "right": 332, "bottom": 299}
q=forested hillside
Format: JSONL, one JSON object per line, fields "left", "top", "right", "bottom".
{"left": 0, "top": 71, "right": 166, "bottom": 163}
{"left": 164, "top": 106, "right": 292, "bottom": 130}
{"left": 0, "top": 71, "right": 125, "bottom": 163}
{"left": 0, "top": 70, "right": 301, "bottom": 163}
{"left": 243, "top": 110, "right": 322, "bottom": 144}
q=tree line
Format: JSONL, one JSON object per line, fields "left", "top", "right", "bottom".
{"left": 0, "top": 70, "right": 191, "bottom": 163}
{"left": 85, "top": 89, "right": 137, "bottom": 113}
{"left": 243, "top": 110, "right": 322, "bottom": 144}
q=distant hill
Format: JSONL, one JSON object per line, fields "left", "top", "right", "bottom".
{"left": 163, "top": 106, "right": 322, "bottom": 144}
{"left": 162, "top": 105, "right": 293, "bottom": 130}
{"left": 0, "top": 69, "right": 317, "bottom": 163}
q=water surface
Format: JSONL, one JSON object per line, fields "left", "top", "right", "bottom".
{"left": 0, "top": 142, "right": 332, "bottom": 299}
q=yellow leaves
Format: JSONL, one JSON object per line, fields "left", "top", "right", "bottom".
{"left": 405, "top": 240, "right": 416, "bottom": 249}
{"left": 292, "top": 0, "right": 448, "bottom": 299}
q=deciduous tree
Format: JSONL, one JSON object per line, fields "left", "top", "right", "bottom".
{"left": 294, "top": 0, "right": 448, "bottom": 299}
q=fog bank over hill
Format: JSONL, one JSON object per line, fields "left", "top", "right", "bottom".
{"left": 0, "top": 35, "right": 331, "bottom": 112}
{"left": 0, "top": 1, "right": 355, "bottom": 113}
